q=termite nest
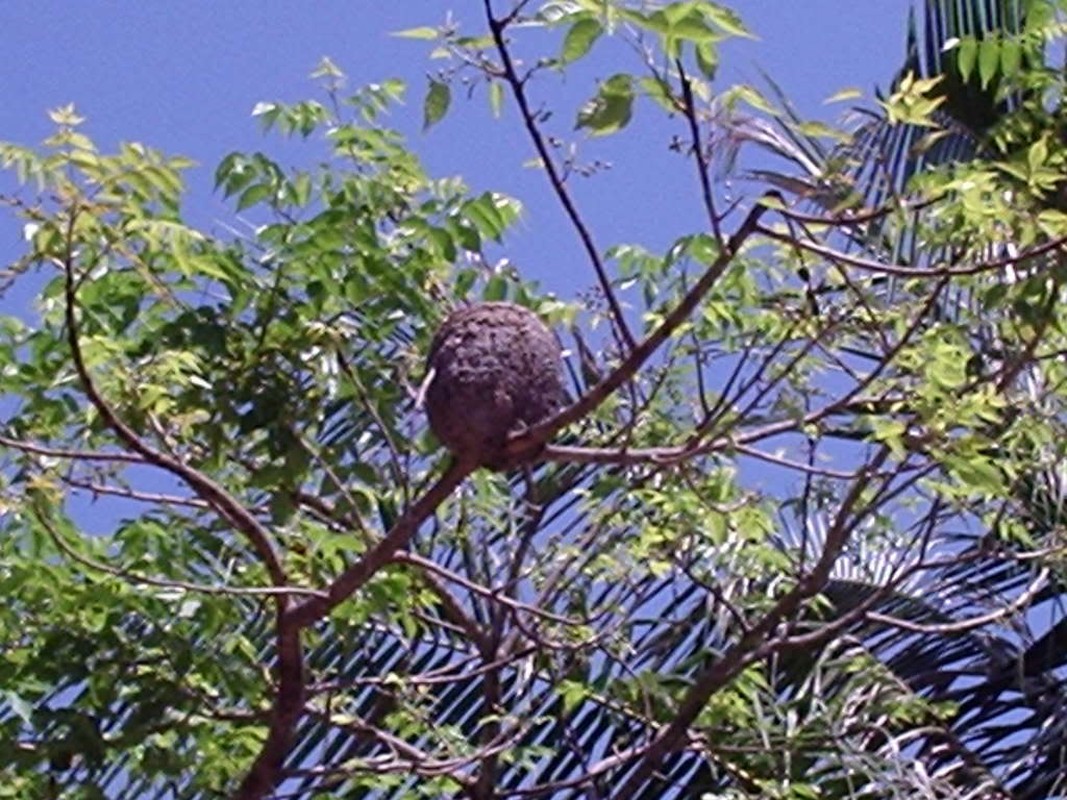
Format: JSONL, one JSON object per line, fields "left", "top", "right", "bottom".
{"left": 424, "top": 301, "right": 565, "bottom": 470}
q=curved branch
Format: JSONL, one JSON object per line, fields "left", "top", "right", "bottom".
{"left": 757, "top": 224, "right": 1067, "bottom": 278}
{"left": 60, "top": 216, "right": 286, "bottom": 586}
{"left": 57, "top": 206, "right": 304, "bottom": 800}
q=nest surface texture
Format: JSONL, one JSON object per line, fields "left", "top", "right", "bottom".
{"left": 425, "top": 302, "right": 564, "bottom": 469}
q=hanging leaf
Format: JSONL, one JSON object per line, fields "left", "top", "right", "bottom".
{"left": 695, "top": 41, "right": 719, "bottom": 80}
{"left": 488, "top": 81, "right": 505, "bottom": 118}
{"left": 423, "top": 79, "right": 451, "bottom": 131}
{"left": 957, "top": 36, "right": 979, "bottom": 83}
{"left": 977, "top": 36, "right": 1001, "bottom": 90}
{"left": 1000, "top": 37, "right": 1022, "bottom": 78}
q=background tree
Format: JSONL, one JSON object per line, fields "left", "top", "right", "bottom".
{"left": 1, "top": 2, "right": 1065, "bottom": 799}
{"left": 735, "top": 2, "right": 1067, "bottom": 796}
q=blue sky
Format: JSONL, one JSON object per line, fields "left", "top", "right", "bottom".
{"left": 1, "top": 2, "right": 912, "bottom": 307}
{"left": 1, "top": 10, "right": 1057, "bottom": 791}
{"left": 0, "top": 1, "right": 918, "bottom": 535}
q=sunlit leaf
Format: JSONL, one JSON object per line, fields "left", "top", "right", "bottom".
{"left": 391, "top": 26, "right": 440, "bottom": 40}
{"left": 576, "top": 74, "right": 634, "bottom": 136}
{"left": 561, "top": 17, "right": 603, "bottom": 63}
{"left": 957, "top": 36, "right": 978, "bottom": 83}
{"left": 824, "top": 87, "right": 862, "bottom": 104}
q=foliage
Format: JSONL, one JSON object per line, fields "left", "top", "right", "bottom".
{"left": 2, "top": 1, "right": 1067, "bottom": 799}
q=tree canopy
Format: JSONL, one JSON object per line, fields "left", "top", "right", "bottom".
{"left": 2, "top": 2, "right": 1067, "bottom": 798}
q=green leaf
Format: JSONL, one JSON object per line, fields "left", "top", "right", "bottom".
{"left": 1028, "top": 137, "right": 1048, "bottom": 173}
{"left": 561, "top": 17, "right": 603, "bottom": 64}
{"left": 576, "top": 74, "right": 635, "bottom": 136}
{"left": 1000, "top": 37, "right": 1022, "bottom": 77}
{"left": 824, "top": 87, "right": 862, "bottom": 104}
{"left": 694, "top": 41, "right": 719, "bottom": 80}
{"left": 558, "top": 680, "right": 590, "bottom": 714}
{"left": 977, "top": 36, "right": 1001, "bottom": 90}
{"left": 670, "top": 10, "right": 718, "bottom": 44}
{"left": 454, "top": 34, "right": 495, "bottom": 49}
{"left": 488, "top": 81, "right": 505, "bottom": 118}
{"left": 947, "top": 454, "right": 1004, "bottom": 495}
{"left": 722, "top": 83, "right": 776, "bottom": 116}
{"left": 639, "top": 77, "right": 678, "bottom": 113}
{"left": 391, "top": 26, "right": 439, "bottom": 40}
{"left": 483, "top": 274, "right": 508, "bottom": 301}
{"left": 423, "top": 80, "right": 451, "bottom": 131}
{"left": 236, "top": 182, "right": 274, "bottom": 210}
{"left": 957, "top": 37, "right": 978, "bottom": 83}
{"left": 704, "top": 3, "right": 753, "bottom": 38}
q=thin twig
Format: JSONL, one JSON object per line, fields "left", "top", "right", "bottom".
{"left": 868, "top": 567, "right": 1049, "bottom": 634}
{"left": 484, "top": 0, "right": 636, "bottom": 353}
{"left": 0, "top": 434, "right": 147, "bottom": 463}
{"left": 676, "top": 58, "right": 723, "bottom": 244}
{"left": 62, "top": 476, "right": 210, "bottom": 509}
{"left": 503, "top": 194, "right": 777, "bottom": 462}
{"left": 757, "top": 225, "right": 1067, "bottom": 278}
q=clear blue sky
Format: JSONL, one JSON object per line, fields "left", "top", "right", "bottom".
{"left": 0, "top": 2, "right": 915, "bottom": 530}
{"left": 1, "top": 2, "right": 911, "bottom": 306}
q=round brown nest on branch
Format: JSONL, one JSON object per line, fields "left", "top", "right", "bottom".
{"left": 424, "top": 302, "right": 565, "bottom": 470}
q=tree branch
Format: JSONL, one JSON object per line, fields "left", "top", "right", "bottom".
{"left": 285, "top": 457, "right": 474, "bottom": 628}
{"left": 57, "top": 206, "right": 304, "bottom": 800}
{"left": 0, "top": 434, "right": 147, "bottom": 463}
{"left": 609, "top": 447, "right": 893, "bottom": 797}
{"left": 503, "top": 194, "right": 777, "bottom": 462}
{"left": 484, "top": 0, "right": 636, "bottom": 353}
{"left": 676, "top": 58, "right": 723, "bottom": 244}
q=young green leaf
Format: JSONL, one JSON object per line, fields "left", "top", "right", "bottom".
{"left": 977, "top": 36, "right": 1001, "bottom": 90}
{"left": 695, "top": 41, "right": 719, "bottom": 80}
{"left": 423, "top": 79, "right": 451, "bottom": 131}
{"left": 704, "top": 3, "right": 753, "bottom": 38}
{"left": 957, "top": 37, "right": 978, "bottom": 83}
{"left": 1000, "top": 37, "right": 1022, "bottom": 77}
{"left": 391, "top": 26, "right": 439, "bottom": 40}
{"left": 824, "top": 87, "right": 862, "bottom": 104}
{"left": 561, "top": 17, "right": 603, "bottom": 64}
{"left": 488, "top": 81, "right": 505, "bottom": 118}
